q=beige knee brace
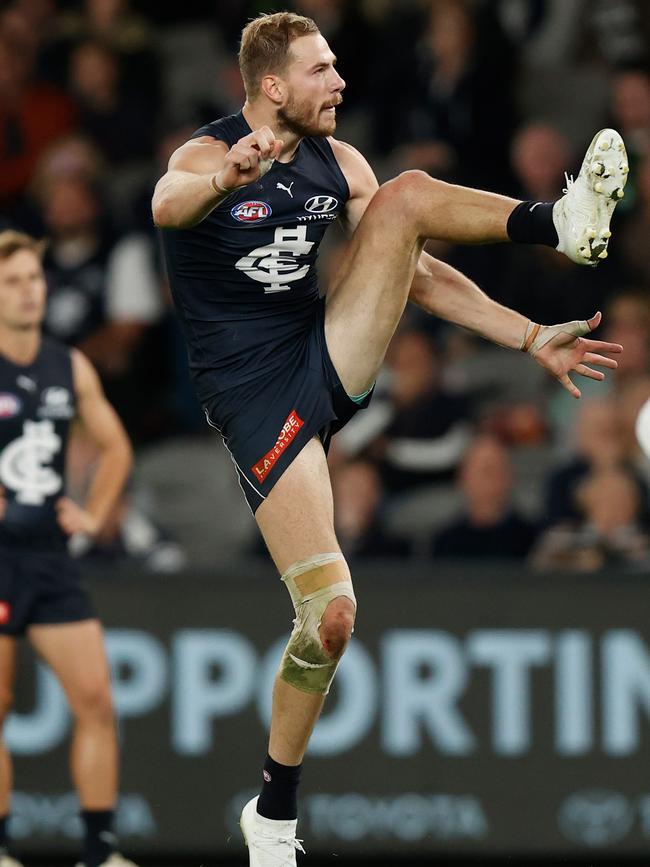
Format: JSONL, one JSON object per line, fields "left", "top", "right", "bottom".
{"left": 279, "top": 553, "right": 356, "bottom": 695}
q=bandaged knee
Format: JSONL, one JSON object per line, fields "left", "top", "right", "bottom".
{"left": 279, "top": 553, "right": 356, "bottom": 695}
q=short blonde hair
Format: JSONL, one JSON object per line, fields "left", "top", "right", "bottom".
{"left": 0, "top": 230, "right": 46, "bottom": 262}
{"left": 239, "top": 12, "right": 319, "bottom": 99}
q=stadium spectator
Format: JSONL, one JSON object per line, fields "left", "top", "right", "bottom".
{"left": 347, "top": 329, "right": 473, "bottom": 494}
{"left": 603, "top": 291, "right": 650, "bottom": 387}
{"left": 57, "top": 0, "right": 159, "bottom": 102}
{"left": 68, "top": 38, "right": 154, "bottom": 165}
{"left": 390, "top": 0, "right": 517, "bottom": 191}
{"left": 544, "top": 396, "right": 649, "bottom": 525}
{"left": 620, "top": 155, "right": 650, "bottom": 284}
{"left": 608, "top": 66, "right": 650, "bottom": 212}
{"left": 38, "top": 175, "right": 163, "bottom": 439}
{"left": 332, "top": 460, "right": 410, "bottom": 560}
{"left": 432, "top": 434, "right": 537, "bottom": 559}
{"left": 0, "top": 29, "right": 76, "bottom": 210}
{"left": 532, "top": 466, "right": 650, "bottom": 571}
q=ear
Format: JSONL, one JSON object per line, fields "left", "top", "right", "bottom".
{"left": 261, "top": 74, "right": 284, "bottom": 104}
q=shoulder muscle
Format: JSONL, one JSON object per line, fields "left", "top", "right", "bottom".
{"left": 167, "top": 136, "right": 230, "bottom": 176}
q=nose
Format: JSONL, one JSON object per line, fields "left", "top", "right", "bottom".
{"left": 334, "top": 69, "right": 345, "bottom": 92}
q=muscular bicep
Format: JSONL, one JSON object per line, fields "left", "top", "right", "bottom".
{"left": 167, "top": 136, "right": 229, "bottom": 176}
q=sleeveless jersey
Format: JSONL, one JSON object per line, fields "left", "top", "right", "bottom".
{"left": 160, "top": 111, "right": 350, "bottom": 404}
{"left": 0, "top": 339, "right": 76, "bottom": 550}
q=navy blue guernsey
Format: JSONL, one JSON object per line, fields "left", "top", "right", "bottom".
{"left": 0, "top": 339, "right": 75, "bottom": 551}
{"left": 160, "top": 111, "right": 350, "bottom": 404}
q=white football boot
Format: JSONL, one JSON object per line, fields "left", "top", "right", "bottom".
{"left": 0, "top": 855, "right": 24, "bottom": 867}
{"left": 75, "top": 854, "right": 138, "bottom": 867}
{"left": 240, "top": 796, "right": 306, "bottom": 866}
{"left": 553, "top": 128, "right": 628, "bottom": 266}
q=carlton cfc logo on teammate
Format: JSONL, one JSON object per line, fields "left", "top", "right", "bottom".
{"left": 231, "top": 201, "right": 272, "bottom": 222}
{"left": 252, "top": 410, "right": 304, "bottom": 483}
{"left": 0, "top": 393, "right": 21, "bottom": 419}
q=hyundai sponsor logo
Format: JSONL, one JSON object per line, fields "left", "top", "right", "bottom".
{"left": 304, "top": 195, "right": 339, "bottom": 213}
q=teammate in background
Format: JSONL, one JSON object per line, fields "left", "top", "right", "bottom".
{"left": 153, "top": 12, "right": 626, "bottom": 865}
{"left": 0, "top": 231, "right": 135, "bottom": 867}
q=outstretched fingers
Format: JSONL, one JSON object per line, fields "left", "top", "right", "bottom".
{"left": 575, "top": 363, "right": 605, "bottom": 381}
{"left": 582, "top": 351, "right": 619, "bottom": 369}
{"left": 559, "top": 372, "right": 581, "bottom": 399}
{"left": 580, "top": 338, "right": 623, "bottom": 356}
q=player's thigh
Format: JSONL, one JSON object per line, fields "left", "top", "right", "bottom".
{"left": 325, "top": 174, "right": 425, "bottom": 396}
{"left": 255, "top": 436, "right": 339, "bottom": 575}
{"left": 28, "top": 620, "right": 113, "bottom": 718}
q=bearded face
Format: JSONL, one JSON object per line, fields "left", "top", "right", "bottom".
{"left": 278, "top": 89, "right": 342, "bottom": 138}
{"left": 273, "top": 33, "right": 345, "bottom": 138}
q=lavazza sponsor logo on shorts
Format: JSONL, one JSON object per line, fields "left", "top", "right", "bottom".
{"left": 298, "top": 195, "right": 339, "bottom": 222}
{"left": 251, "top": 409, "right": 304, "bottom": 483}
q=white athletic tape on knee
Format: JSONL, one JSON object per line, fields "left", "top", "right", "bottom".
{"left": 280, "top": 553, "right": 356, "bottom": 695}
{"left": 520, "top": 318, "right": 590, "bottom": 356}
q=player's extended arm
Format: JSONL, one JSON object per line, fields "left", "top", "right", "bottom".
{"left": 152, "top": 127, "right": 283, "bottom": 229}
{"left": 56, "top": 350, "right": 133, "bottom": 537}
{"left": 409, "top": 253, "right": 622, "bottom": 398}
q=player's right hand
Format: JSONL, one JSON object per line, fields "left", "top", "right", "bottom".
{"left": 213, "top": 126, "right": 283, "bottom": 193}
{"left": 0, "top": 486, "right": 5, "bottom": 521}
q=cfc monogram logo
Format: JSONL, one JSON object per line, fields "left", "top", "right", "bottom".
{"left": 0, "top": 420, "right": 62, "bottom": 505}
{"left": 236, "top": 226, "right": 314, "bottom": 294}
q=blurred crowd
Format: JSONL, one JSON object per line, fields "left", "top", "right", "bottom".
{"left": 3, "top": 0, "right": 650, "bottom": 572}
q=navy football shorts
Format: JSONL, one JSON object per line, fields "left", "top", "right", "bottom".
{"left": 203, "top": 299, "right": 373, "bottom": 513}
{"left": 0, "top": 546, "right": 96, "bottom": 636}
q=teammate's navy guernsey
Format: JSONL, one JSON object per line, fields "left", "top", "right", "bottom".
{"left": 0, "top": 339, "right": 75, "bottom": 551}
{"left": 160, "top": 111, "right": 350, "bottom": 404}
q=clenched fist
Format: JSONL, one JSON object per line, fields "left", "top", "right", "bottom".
{"left": 212, "top": 126, "right": 283, "bottom": 194}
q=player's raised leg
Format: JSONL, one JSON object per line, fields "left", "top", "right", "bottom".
{"left": 0, "top": 637, "right": 21, "bottom": 867}
{"left": 326, "top": 128, "right": 628, "bottom": 397}
{"left": 240, "top": 437, "right": 355, "bottom": 866}
{"left": 28, "top": 621, "right": 131, "bottom": 867}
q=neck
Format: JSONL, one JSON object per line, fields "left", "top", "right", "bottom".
{"left": 0, "top": 324, "right": 41, "bottom": 366}
{"left": 242, "top": 101, "right": 302, "bottom": 162}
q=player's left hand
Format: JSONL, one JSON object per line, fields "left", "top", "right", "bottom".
{"left": 56, "top": 497, "right": 100, "bottom": 537}
{"left": 526, "top": 311, "right": 623, "bottom": 399}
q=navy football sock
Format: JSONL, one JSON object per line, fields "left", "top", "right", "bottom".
{"left": 256, "top": 754, "right": 302, "bottom": 821}
{"left": 507, "top": 200, "right": 558, "bottom": 247}
{"left": 82, "top": 809, "right": 116, "bottom": 867}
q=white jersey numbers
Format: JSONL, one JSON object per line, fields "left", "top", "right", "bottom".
{"left": 235, "top": 226, "right": 315, "bottom": 294}
{"left": 0, "top": 420, "right": 63, "bottom": 505}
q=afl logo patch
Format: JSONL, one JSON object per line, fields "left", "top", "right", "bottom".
{"left": 0, "top": 393, "right": 21, "bottom": 419}
{"left": 304, "top": 195, "right": 338, "bottom": 213}
{"left": 231, "top": 200, "right": 272, "bottom": 222}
